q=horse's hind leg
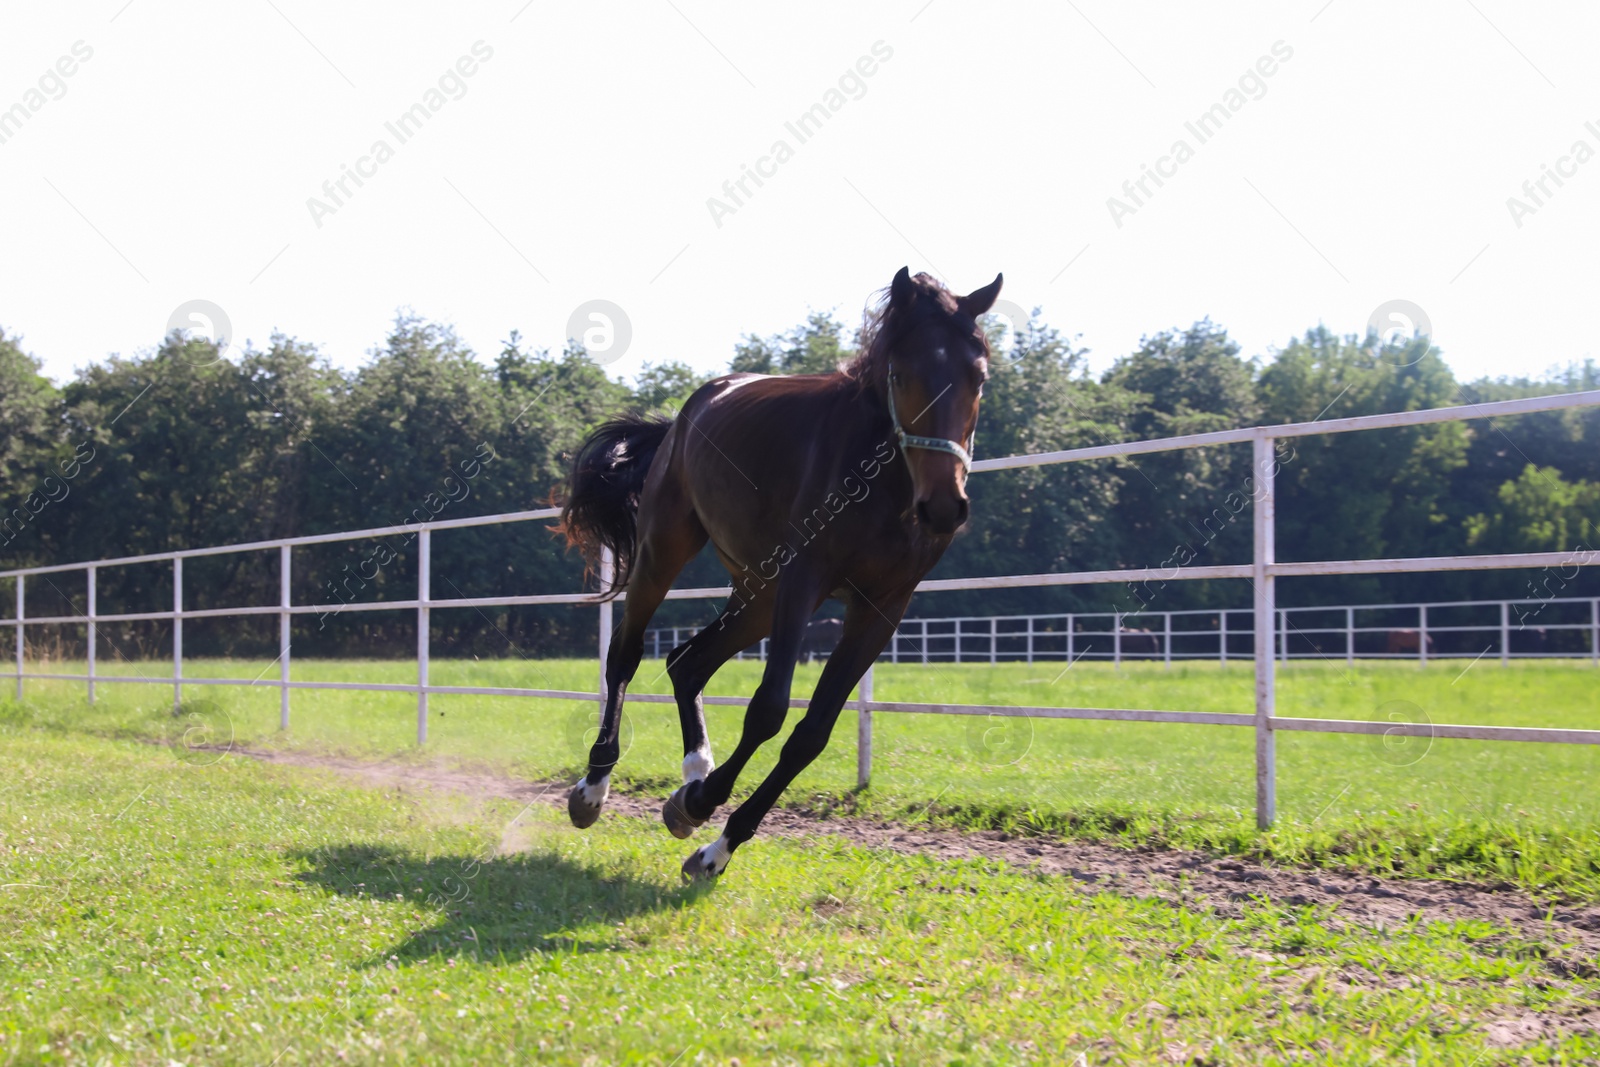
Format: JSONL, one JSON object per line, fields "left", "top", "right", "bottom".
{"left": 658, "top": 593, "right": 775, "bottom": 838}
{"left": 568, "top": 498, "right": 706, "bottom": 829}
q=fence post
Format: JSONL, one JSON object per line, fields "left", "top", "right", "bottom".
{"left": 856, "top": 664, "right": 873, "bottom": 789}
{"left": 921, "top": 620, "right": 928, "bottom": 665}
{"left": 14, "top": 576, "right": 23, "bottom": 700}
{"left": 1163, "top": 612, "right": 1172, "bottom": 668}
{"left": 1592, "top": 598, "right": 1598, "bottom": 666}
{"left": 1066, "top": 614, "right": 1074, "bottom": 665}
{"left": 1026, "top": 616, "right": 1034, "bottom": 664}
{"left": 172, "top": 558, "right": 183, "bottom": 709}
{"left": 1418, "top": 604, "right": 1428, "bottom": 666}
{"left": 1113, "top": 612, "right": 1122, "bottom": 668}
{"left": 1219, "top": 610, "right": 1228, "bottom": 665}
{"left": 597, "top": 547, "right": 614, "bottom": 715}
{"left": 279, "top": 545, "right": 291, "bottom": 730}
{"left": 1500, "top": 601, "right": 1510, "bottom": 667}
{"left": 989, "top": 617, "right": 997, "bottom": 665}
{"left": 1346, "top": 606, "right": 1354, "bottom": 665}
{"left": 1252, "top": 431, "right": 1277, "bottom": 830}
{"left": 1278, "top": 609, "right": 1287, "bottom": 662}
{"left": 86, "top": 566, "right": 96, "bottom": 705}
{"left": 417, "top": 529, "right": 430, "bottom": 744}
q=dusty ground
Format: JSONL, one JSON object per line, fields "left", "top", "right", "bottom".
{"left": 227, "top": 745, "right": 1600, "bottom": 963}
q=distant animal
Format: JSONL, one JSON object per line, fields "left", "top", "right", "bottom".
{"left": 556, "top": 266, "right": 1003, "bottom": 879}
{"left": 1385, "top": 629, "right": 1435, "bottom": 656}
{"left": 798, "top": 618, "right": 844, "bottom": 664}
{"left": 1067, "top": 621, "right": 1161, "bottom": 657}
{"left": 1116, "top": 628, "right": 1160, "bottom": 656}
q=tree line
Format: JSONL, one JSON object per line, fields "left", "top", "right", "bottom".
{"left": 1, "top": 307, "right": 1596, "bottom": 659}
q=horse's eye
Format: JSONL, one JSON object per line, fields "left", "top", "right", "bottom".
{"left": 889, "top": 372, "right": 901, "bottom": 385}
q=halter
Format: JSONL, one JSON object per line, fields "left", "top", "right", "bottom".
{"left": 885, "top": 364, "right": 976, "bottom": 471}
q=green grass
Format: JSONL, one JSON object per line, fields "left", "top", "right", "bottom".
{"left": 7, "top": 657, "right": 1600, "bottom": 898}
{"left": 3, "top": 728, "right": 1598, "bottom": 1064}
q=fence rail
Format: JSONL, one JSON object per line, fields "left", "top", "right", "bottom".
{"left": 4, "top": 388, "right": 1600, "bottom": 829}
{"left": 647, "top": 595, "right": 1600, "bottom": 665}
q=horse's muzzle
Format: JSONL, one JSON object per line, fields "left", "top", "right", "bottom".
{"left": 916, "top": 494, "right": 969, "bottom": 535}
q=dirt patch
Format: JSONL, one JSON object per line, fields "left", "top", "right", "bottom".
{"left": 1483, "top": 1011, "right": 1600, "bottom": 1047}
{"left": 230, "top": 746, "right": 1600, "bottom": 962}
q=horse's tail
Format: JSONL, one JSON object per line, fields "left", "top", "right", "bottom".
{"left": 552, "top": 413, "right": 674, "bottom": 599}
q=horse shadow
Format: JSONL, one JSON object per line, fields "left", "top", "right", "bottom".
{"left": 293, "top": 841, "right": 703, "bottom": 965}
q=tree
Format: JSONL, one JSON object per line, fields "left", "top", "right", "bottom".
{"left": 1452, "top": 360, "right": 1600, "bottom": 522}
{"left": 928, "top": 314, "right": 1134, "bottom": 615}
{"left": 731, "top": 311, "right": 852, "bottom": 375}
{"left": 1257, "top": 327, "right": 1468, "bottom": 603}
{"left": 5, "top": 300, "right": 1597, "bottom": 654}
{"left": 1099, "top": 320, "right": 1261, "bottom": 610}
{"left": 631, "top": 360, "right": 711, "bottom": 412}
{"left": 1464, "top": 464, "right": 1600, "bottom": 554}
{"left": 0, "top": 329, "right": 66, "bottom": 567}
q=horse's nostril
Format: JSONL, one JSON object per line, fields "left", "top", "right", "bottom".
{"left": 955, "top": 498, "right": 970, "bottom": 527}
{"left": 915, "top": 495, "right": 966, "bottom": 534}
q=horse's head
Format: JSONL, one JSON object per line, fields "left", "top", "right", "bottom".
{"left": 876, "top": 266, "right": 1002, "bottom": 535}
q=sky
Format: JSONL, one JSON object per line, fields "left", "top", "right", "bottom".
{"left": 2, "top": 0, "right": 1598, "bottom": 387}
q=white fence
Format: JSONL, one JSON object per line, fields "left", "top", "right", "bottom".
{"left": 648, "top": 596, "right": 1600, "bottom": 665}
{"left": 3, "top": 388, "right": 1599, "bottom": 829}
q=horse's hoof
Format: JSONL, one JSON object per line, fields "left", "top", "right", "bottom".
{"left": 661, "top": 783, "right": 706, "bottom": 840}
{"left": 680, "top": 835, "right": 732, "bottom": 881}
{"left": 567, "top": 776, "right": 608, "bottom": 829}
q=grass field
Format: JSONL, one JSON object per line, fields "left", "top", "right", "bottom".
{"left": 4, "top": 727, "right": 1599, "bottom": 1065}
{"left": 6, "top": 656, "right": 1600, "bottom": 899}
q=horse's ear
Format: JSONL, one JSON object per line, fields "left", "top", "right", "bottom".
{"left": 958, "top": 273, "right": 1003, "bottom": 317}
{"left": 889, "top": 266, "right": 916, "bottom": 309}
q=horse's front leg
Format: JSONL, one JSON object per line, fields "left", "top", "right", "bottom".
{"left": 682, "top": 590, "right": 905, "bottom": 879}
{"left": 662, "top": 566, "right": 819, "bottom": 838}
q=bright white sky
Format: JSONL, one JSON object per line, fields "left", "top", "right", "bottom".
{"left": 2, "top": 0, "right": 1597, "bottom": 387}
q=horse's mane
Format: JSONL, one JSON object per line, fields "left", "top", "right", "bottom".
{"left": 839, "top": 272, "right": 976, "bottom": 391}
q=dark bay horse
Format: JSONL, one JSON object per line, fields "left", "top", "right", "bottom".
{"left": 798, "top": 617, "right": 844, "bottom": 664}
{"left": 556, "top": 267, "right": 1001, "bottom": 879}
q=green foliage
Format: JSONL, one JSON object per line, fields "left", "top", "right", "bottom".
{"left": 0, "top": 329, "right": 62, "bottom": 508}
{"left": 1257, "top": 327, "right": 1475, "bottom": 603}
{"left": 1464, "top": 465, "right": 1600, "bottom": 553}
{"left": 937, "top": 316, "right": 1132, "bottom": 614}
{"left": 630, "top": 360, "right": 712, "bottom": 412}
{"left": 731, "top": 310, "right": 852, "bottom": 375}
{"left": 2, "top": 304, "right": 1596, "bottom": 644}
{"left": 1099, "top": 320, "right": 1261, "bottom": 610}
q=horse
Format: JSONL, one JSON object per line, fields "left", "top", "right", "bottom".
{"left": 1116, "top": 628, "right": 1160, "bottom": 656}
{"left": 554, "top": 267, "right": 1002, "bottom": 879}
{"left": 798, "top": 617, "right": 844, "bottom": 664}
{"left": 1385, "top": 629, "right": 1434, "bottom": 657}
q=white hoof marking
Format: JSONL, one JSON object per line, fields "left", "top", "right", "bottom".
{"left": 681, "top": 747, "right": 715, "bottom": 784}
{"left": 577, "top": 774, "right": 610, "bottom": 807}
{"left": 693, "top": 834, "right": 733, "bottom": 876}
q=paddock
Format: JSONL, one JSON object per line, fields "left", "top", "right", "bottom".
{"left": 5, "top": 388, "right": 1598, "bottom": 828}
{"left": 5, "top": 391, "right": 1600, "bottom": 1063}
